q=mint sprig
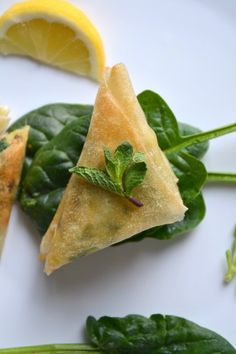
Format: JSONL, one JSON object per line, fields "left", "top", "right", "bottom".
{"left": 69, "top": 142, "right": 147, "bottom": 207}
{"left": 224, "top": 226, "right": 236, "bottom": 282}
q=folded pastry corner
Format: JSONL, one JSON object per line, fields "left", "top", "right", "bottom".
{"left": 40, "top": 63, "right": 187, "bottom": 275}
{"left": 0, "top": 106, "right": 10, "bottom": 135}
{"left": 0, "top": 117, "right": 29, "bottom": 254}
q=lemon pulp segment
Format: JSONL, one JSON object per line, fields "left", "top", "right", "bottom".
{"left": 0, "top": 0, "right": 105, "bottom": 80}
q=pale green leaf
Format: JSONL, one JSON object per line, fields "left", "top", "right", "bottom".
{"left": 104, "top": 148, "right": 117, "bottom": 181}
{"left": 113, "top": 142, "right": 133, "bottom": 182}
{"left": 123, "top": 161, "right": 147, "bottom": 196}
{"left": 133, "top": 151, "right": 145, "bottom": 163}
{"left": 69, "top": 166, "right": 123, "bottom": 195}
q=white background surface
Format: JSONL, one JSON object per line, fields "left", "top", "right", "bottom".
{"left": 0, "top": 0, "right": 236, "bottom": 348}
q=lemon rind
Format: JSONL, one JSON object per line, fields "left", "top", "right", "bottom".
{"left": 0, "top": 0, "right": 105, "bottom": 80}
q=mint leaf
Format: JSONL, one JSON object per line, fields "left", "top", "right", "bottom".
{"left": 0, "top": 139, "right": 8, "bottom": 153}
{"left": 104, "top": 142, "right": 133, "bottom": 184}
{"left": 123, "top": 160, "right": 147, "bottom": 196}
{"left": 133, "top": 151, "right": 146, "bottom": 163}
{"left": 69, "top": 166, "right": 122, "bottom": 195}
{"left": 114, "top": 142, "right": 133, "bottom": 180}
{"left": 70, "top": 142, "right": 147, "bottom": 207}
{"left": 104, "top": 148, "right": 117, "bottom": 182}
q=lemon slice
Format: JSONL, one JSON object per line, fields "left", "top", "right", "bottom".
{"left": 0, "top": 0, "right": 105, "bottom": 80}
{"left": 0, "top": 106, "right": 10, "bottom": 135}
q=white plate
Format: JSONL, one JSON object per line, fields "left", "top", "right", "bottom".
{"left": 0, "top": 0, "right": 236, "bottom": 348}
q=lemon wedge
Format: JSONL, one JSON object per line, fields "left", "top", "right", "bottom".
{"left": 0, "top": 0, "right": 105, "bottom": 80}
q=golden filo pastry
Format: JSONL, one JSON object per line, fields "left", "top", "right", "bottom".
{"left": 40, "top": 63, "right": 187, "bottom": 275}
{"left": 0, "top": 110, "right": 29, "bottom": 254}
{"left": 0, "top": 106, "right": 9, "bottom": 135}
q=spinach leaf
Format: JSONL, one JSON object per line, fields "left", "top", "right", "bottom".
{"left": 87, "top": 314, "right": 235, "bottom": 354}
{"left": 169, "top": 152, "right": 206, "bottom": 204}
{"left": 125, "top": 193, "right": 205, "bottom": 242}
{"left": 20, "top": 116, "right": 90, "bottom": 234}
{"left": 138, "top": 91, "right": 209, "bottom": 158}
{"left": 178, "top": 122, "right": 209, "bottom": 159}
{"left": 9, "top": 103, "right": 93, "bottom": 158}
{"left": 20, "top": 189, "right": 64, "bottom": 235}
{"left": 0, "top": 314, "right": 234, "bottom": 353}
{"left": 8, "top": 102, "right": 207, "bottom": 166}
{"left": 137, "top": 90, "right": 208, "bottom": 203}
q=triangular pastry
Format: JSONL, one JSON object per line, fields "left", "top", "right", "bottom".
{"left": 0, "top": 106, "right": 9, "bottom": 135}
{"left": 0, "top": 110, "right": 29, "bottom": 254}
{"left": 40, "top": 64, "right": 187, "bottom": 275}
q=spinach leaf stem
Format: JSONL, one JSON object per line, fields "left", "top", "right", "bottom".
{"left": 0, "top": 344, "right": 100, "bottom": 354}
{"left": 165, "top": 122, "right": 236, "bottom": 155}
{"left": 207, "top": 172, "right": 236, "bottom": 183}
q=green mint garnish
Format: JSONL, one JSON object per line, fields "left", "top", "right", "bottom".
{"left": 69, "top": 142, "right": 147, "bottom": 207}
{"left": 0, "top": 138, "right": 8, "bottom": 153}
{"left": 224, "top": 226, "right": 236, "bottom": 282}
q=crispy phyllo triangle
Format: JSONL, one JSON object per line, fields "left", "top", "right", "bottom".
{"left": 0, "top": 123, "right": 29, "bottom": 254}
{"left": 40, "top": 64, "right": 187, "bottom": 275}
{"left": 0, "top": 106, "right": 9, "bottom": 135}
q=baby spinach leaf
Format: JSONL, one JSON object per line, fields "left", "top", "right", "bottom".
{"left": 9, "top": 103, "right": 93, "bottom": 158}
{"left": 87, "top": 314, "right": 235, "bottom": 354}
{"left": 138, "top": 90, "right": 208, "bottom": 203}
{"left": 178, "top": 122, "right": 209, "bottom": 159}
{"left": 0, "top": 313, "right": 234, "bottom": 353}
{"left": 169, "top": 151, "right": 206, "bottom": 204}
{"left": 9, "top": 101, "right": 207, "bottom": 172}
{"left": 20, "top": 116, "right": 90, "bottom": 234}
{"left": 20, "top": 189, "right": 64, "bottom": 235}
{"left": 126, "top": 193, "right": 205, "bottom": 242}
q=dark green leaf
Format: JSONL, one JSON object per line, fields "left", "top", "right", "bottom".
{"left": 19, "top": 116, "right": 90, "bottom": 234}
{"left": 0, "top": 138, "right": 8, "bottom": 152}
{"left": 8, "top": 103, "right": 93, "bottom": 158}
{"left": 137, "top": 90, "right": 181, "bottom": 150}
{"left": 70, "top": 166, "right": 122, "bottom": 195}
{"left": 138, "top": 90, "right": 208, "bottom": 203}
{"left": 118, "top": 193, "right": 205, "bottom": 243}
{"left": 20, "top": 189, "right": 64, "bottom": 235}
{"left": 178, "top": 122, "right": 209, "bottom": 159}
{"left": 87, "top": 314, "right": 235, "bottom": 354}
{"left": 169, "top": 152, "right": 207, "bottom": 203}
{"left": 9, "top": 101, "right": 206, "bottom": 162}
{"left": 127, "top": 193, "right": 205, "bottom": 242}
